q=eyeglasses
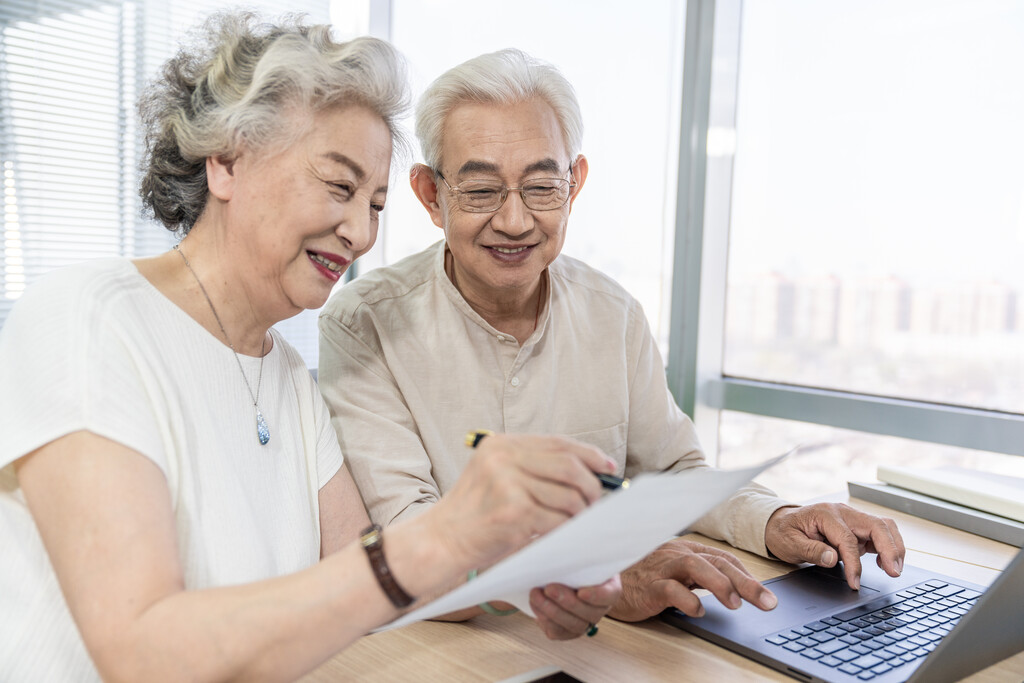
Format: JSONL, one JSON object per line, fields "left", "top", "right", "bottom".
{"left": 435, "top": 167, "right": 576, "bottom": 213}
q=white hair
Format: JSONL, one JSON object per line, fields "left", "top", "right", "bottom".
{"left": 415, "top": 48, "right": 583, "bottom": 170}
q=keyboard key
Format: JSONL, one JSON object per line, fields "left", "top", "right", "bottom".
{"left": 835, "top": 649, "right": 861, "bottom": 662}
{"left": 797, "top": 637, "right": 819, "bottom": 648}
{"left": 822, "top": 617, "right": 843, "bottom": 626}
{"left": 765, "top": 636, "right": 789, "bottom": 646}
{"left": 850, "top": 619, "right": 872, "bottom": 629}
{"left": 816, "top": 640, "right": 847, "bottom": 655}
{"left": 836, "top": 596, "right": 903, "bottom": 622}
{"left": 805, "top": 620, "right": 830, "bottom": 631}
{"left": 874, "top": 635, "right": 897, "bottom": 646}
{"left": 838, "top": 663, "right": 862, "bottom": 675}
{"left": 871, "top": 663, "right": 893, "bottom": 675}
{"left": 935, "top": 584, "right": 964, "bottom": 597}
{"left": 863, "top": 640, "right": 885, "bottom": 651}
{"left": 793, "top": 627, "right": 813, "bottom": 636}
{"left": 924, "top": 580, "right": 947, "bottom": 589}
{"left": 873, "top": 649, "right": 896, "bottom": 661}
{"left": 826, "top": 626, "right": 847, "bottom": 637}
{"left": 900, "top": 652, "right": 921, "bottom": 663}
{"left": 783, "top": 642, "right": 805, "bottom": 652}
{"left": 801, "top": 649, "right": 824, "bottom": 660}
{"left": 961, "top": 589, "right": 982, "bottom": 600}
{"left": 851, "top": 654, "right": 884, "bottom": 669}
{"left": 857, "top": 672, "right": 876, "bottom": 680}
{"left": 780, "top": 630, "right": 803, "bottom": 640}
{"left": 819, "top": 655, "right": 844, "bottom": 668}
{"left": 851, "top": 644, "right": 872, "bottom": 655}
{"left": 864, "top": 626, "right": 886, "bottom": 636}
{"left": 862, "top": 615, "right": 884, "bottom": 624}
{"left": 810, "top": 632, "right": 835, "bottom": 643}
{"left": 840, "top": 635, "right": 861, "bottom": 645}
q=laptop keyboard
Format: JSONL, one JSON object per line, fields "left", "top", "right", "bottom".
{"left": 764, "top": 579, "right": 982, "bottom": 680}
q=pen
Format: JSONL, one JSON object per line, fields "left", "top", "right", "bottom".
{"left": 597, "top": 473, "right": 629, "bottom": 490}
{"left": 464, "top": 430, "right": 630, "bottom": 490}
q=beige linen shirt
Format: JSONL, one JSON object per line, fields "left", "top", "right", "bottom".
{"left": 318, "top": 240, "right": 789, "bottom": 556}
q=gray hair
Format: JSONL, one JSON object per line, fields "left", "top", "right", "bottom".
{"left": 415, "top": 48, "right": 583, "bottom": 172}
{"left": 139, "top": 11, "right": 410, "bottom": 234}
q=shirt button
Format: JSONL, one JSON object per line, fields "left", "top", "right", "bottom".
{"left": 496, "top": 335, "right": 506, "bottom": 342}
{"left": 510, "top": 376, "right": 520, "bottom": 387}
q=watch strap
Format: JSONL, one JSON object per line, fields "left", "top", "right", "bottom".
{"left": 360, "top": 524, "right": 415, "bottom": 608}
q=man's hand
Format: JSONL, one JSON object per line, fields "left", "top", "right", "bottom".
{"left": 765, "top": 503, "right": 905, "bottom": 590}
{"left": 530, "top": 575, "right": 622, "bottom": 640}
{"left": 608, "top": 539, "right": 778, "bottom": 622}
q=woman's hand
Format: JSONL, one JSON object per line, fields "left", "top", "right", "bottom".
{"left": 422, "top": 434, "right": 618, "bottom": 577}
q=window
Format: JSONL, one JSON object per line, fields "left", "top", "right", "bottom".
{"left": 672, "top": 0, "right": 1024, "bottom": 489}
{"left": 0, "top": 0, "right": 330, "bottom": 364}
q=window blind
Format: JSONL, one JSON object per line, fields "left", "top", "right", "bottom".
{"left": 1, "top": 0, "right": 331, "bottom": 366}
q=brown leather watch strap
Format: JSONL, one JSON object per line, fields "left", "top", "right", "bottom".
{"left": 360, "top": 524, "right": 415, "bottom": 608}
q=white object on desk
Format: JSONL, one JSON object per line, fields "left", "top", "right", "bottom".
{"left": 877, "top": 465, "right": 1024, "bottom": 523}
{"left": 378, "top": 451, "right": 791, "bottom": 631}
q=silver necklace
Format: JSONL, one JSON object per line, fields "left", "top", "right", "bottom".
{"left": 174, "top": 244, "right": 271, "bottom": 445}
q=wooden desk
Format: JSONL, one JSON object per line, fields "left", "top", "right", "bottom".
{"left": 302, "top": 498, "right": 1024, "bottom": 682}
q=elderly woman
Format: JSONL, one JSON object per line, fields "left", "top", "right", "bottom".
{"left": 0, "top": 15, "right": 620, "bottom": 681}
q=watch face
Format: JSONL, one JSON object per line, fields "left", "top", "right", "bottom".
{"left": 360, "top": 524, "right": 382, "bottom": 547}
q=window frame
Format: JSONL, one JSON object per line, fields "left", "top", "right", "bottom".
{"left": 665, "top": 0, "right": 1024, "bottom": 461}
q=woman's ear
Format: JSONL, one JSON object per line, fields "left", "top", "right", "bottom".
{"left": 206, "top": 154, "right": 238, "bottom": 201}
{"left": 410, "top": 163, "right": 445, "bottom": 229}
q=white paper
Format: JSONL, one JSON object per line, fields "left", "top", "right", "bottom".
{"left": 378, "top": 450, "right": 791, "bottom": 631}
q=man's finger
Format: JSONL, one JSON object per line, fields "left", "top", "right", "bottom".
{"left": 659, "top": 580, "right": 705, "bottom": 618}
{"left": 815, "top": 517, "right": 865, "bottom": 589}
{"left": 530, "top": 586, "right": 589, "bottom": 640}
{"left": 864, "top": 515, "right": 904, "bottom": 577}
{"left": 712, "top": 557, "right": 778, "bottom": 611}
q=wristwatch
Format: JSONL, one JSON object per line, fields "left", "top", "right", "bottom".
{"left": 360, "top": 524, "right": 415, "bottom": 608}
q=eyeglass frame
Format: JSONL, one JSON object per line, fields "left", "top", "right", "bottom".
{"left": 433, "top": 163, "right": 578, "bottom": 213}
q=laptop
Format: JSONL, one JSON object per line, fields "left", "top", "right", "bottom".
{"left": 661, "top": 548, "right": 1024, "bottom": 682}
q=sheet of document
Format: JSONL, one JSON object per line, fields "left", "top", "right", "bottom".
{"left": 378, "top": 450, "right": 790, "bottom": 631}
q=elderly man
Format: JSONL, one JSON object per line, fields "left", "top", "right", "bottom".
{"left": 318, "top": 48, "right": 905, "bottom": 623}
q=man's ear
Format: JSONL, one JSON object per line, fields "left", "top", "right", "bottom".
{"left": 410, "top": 163, "right": 445, "bottom": 229}
{"left": 567, "top": 154, "right": 589, "bottom": 212}
{"left": 206, "top": 154, "right": 238, "bottom": 201}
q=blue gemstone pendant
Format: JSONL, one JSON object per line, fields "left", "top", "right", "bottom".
{"left": 256, "top": 408, "right": 270, "bottom": 445}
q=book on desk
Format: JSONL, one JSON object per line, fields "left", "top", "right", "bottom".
{"left": 848, "top": 465, "right": 1024, "bottom": 547}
